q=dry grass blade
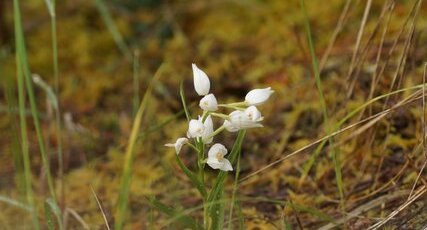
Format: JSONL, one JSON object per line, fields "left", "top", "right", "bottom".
{"left": 63, "top": 208, "right": 90, "bottom": 230}
{"left": 319, "top": 0, "right": 352, "bottom": 72}
{"left": 240, "top": 85, "right": 427, "bottom": 183}
{"left": 346, "top": 0, "right": 372, "bottom": 98}
{"left": 91, "top": 186, "right": 111, "bottom": 230}
{"left": 368, "top": 185, "right": 427, "bottom": 229}
{"left": 319, "top": 190, "right": 410, "bottom": 230}
{"left": 407, "top": 62, "right": 427, "bottom": 199}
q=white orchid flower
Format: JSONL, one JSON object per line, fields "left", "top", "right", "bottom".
{"left": 206, "top": 143, "right": 233, "bottom": 171}
{"left": 192, "top": 63, "right": 210, "bottom": 96}
{"left": 187, "top": 115, "right": 214, "bottom": 143}
{"left": 165, "top": 138, "right": 188, "bottom": 154}
{"left": 229, "top": 107, "right": 263, "bottom": 130}
{"left": 202, "top": 115, "right": 214, "bottom": 144}
{"left": 223, "top": 120, "right": 239, "bottom": 132}
{"left": 244, "top": 106, "right": 264, "bottom": 122}
{"left": 245, "top": 87, "right": 274, "bottom": 106}
{"left": 199, "top": 94, "right": 218, "bottom": 111}
{"left": 187, "top": 118, "right": 205, "bottom": 138}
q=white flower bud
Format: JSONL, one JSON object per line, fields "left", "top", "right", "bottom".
{"left": 192, "top": 63, "right": 210, "bottom": 96}
{"left": 199, "top": 94, "right": 218, "bottom": 111}
{"left": 245, "top": 87, "right": 274, "bottom": 106}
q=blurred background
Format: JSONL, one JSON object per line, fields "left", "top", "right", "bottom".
{"left": 0, "top": 0, "right": 427, "bottom": 229}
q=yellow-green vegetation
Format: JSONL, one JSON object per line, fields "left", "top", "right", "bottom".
{"left": 0, "top": 0, "right": 426, "bottom": 229}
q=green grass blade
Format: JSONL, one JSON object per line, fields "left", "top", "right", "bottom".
{"left": 3, "top": 80, "right": 26, "bottom": 197}
{"left": 114, "top": 64, "right": 164, "bottom": 230}
{"left": 32, "top": 75, "right": 58, "bottom": 110}
{"left": 300, "top": 0, "right": 344, "bottom": 210}
{"left": 148, "top": 196, "right": 204, "bottom": 230}
{"left": 227, "top": 149, "right": 242, "bottom": 230}
{"left": 14, "top": 0, "right": 58, "bottom": 206}
{"left": 133, "top": 50, "right": 140, "bottom": 117}
{"left": 180, "top": 82, "right": 191, "bottom": 122}
{"left": 175, "top": 154, "right": 207, "bottom": 198}
{"left": 44, "top": 198, "right": 63, "bottom": 230}
{"left": 0, "top": 195, "right": 31, "bottom": 212}
{"left": 13, "top": 0, "right": 40, "bottom": 228}
{"left": 207, "top": 130, "right": 246, "bottom": 229}
{"left": 94, "top": 0, "right": 131, "bottom": 60}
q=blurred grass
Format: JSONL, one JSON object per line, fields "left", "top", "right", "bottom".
{"left": 1, "top": 0, "right": 427, "bottom": 229}
{"left": 13, "top": 0, "right": 40, "bottom": 227}
{"left": 114, "top": 64, "right": 163, "bottom": 230}
{"left": 299, "top": 0, "right": 344, "bottom": 214}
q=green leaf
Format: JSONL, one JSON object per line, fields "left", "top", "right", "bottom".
{"left": 207, "top": 130, "right": 246, "bottom": 229}
{"left": 175, "top": 154, "right": 207, "bottom": 198}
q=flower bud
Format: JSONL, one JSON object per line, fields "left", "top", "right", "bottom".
{"left": 245, "top": 87, "right": 274, "bottom": 106}
{"left": 199, "top": 94, "right": 218, "bottom": 111}
{"left": 192, "top": 63, "right": 210, "bottom": 96}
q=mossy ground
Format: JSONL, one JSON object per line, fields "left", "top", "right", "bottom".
{"left": 0, "top": 0, "right": 426, "bottom": 229}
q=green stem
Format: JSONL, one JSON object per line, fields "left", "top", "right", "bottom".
{"left": 210, "top": 112, "right": 230, "bottom": 120}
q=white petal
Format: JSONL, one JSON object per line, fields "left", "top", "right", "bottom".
{"left": 165, "top": 138, "right": 188, "bottom": 154}
{"left": 192, "top": 63, "right": 210, "bottom": 96}
{"left": 207, "top": 158, "right": 223, "bottom": 170}
{"left": 245, "top": 87, "right": 274, "bottom": 106}
{"left": 220, "top": 159, "right": 233, "bottom": 171}
{"left": 208, "top": 143, "right": 228, "bottom": 158}
{"left": 202, "top": 115, "right": 214, "bottom": 143}
{"left": 244, "top": 106, "right": 263, "bottom": 122}
{"left": 187, "top": 119, "right": 205, "bottom": 138}
{"left": 223, "top": 120, "right": 239, "bottom": 132}
{"left": 229, "top": 110, "right": 263, "bottom": 130}
{"left": 199, "top": 94, "right": 218, "bottom": 111}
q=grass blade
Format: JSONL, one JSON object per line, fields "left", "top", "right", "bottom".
{"left": 14, "top": 0, "right": 59, "bottom": 207}
{"left": 175, "top": 154, "right": 207, "bottom": 198}
{"left": 180, "top": 81, "right": 191, "bottom": 122}
{"left": 94, "top": 0, "right": 131, "bottom": 60}
{"left": 148, "top": 196, "right": 203, "bottom": 229}
{"left": 114, "top": 64, "right": 164, "bottom": 230}
{"left": 0, "top": 195, "right": 31, "bottom": 212}
{"left": 207, "top": 130, "right": 246, "bottom": 229}
{"left": 91, "top": 186, "right": 111, "bottom": 230}
{"left": 44, "top": 198, "right": 63, "bottom": 230}
{"left": 300, "top": 0, "right": 344, "bottom": 211}
{"left": 13, "top": 0, "right": 40, "bottom": 228}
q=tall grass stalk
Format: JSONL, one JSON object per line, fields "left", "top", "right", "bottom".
{"left": 94, "top": 0, "right": 132, "bottom": 60}
{"left": 4, "top": 81, "right": 26, "bottom": 197}
{"left": 15, "top": 0, "right": 57, "bottom": 201}
{"left": 13, "top": 0, "right": 40, "bottom": 228}
{"left": 133, "top": 50, "right": 140, "bottom": 117}
{"left": 114, "top": 65, "right": 164, "bottom": 230}
{"left": 227, "top": 151, "right": 241, "bottom": 230}
{"left": 44, "top": 0, "right": 65, "bottom": 215}
{"left": 300, "top": 0, "right": 345, "bottom": 213}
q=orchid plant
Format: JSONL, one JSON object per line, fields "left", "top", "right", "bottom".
{"left": 165, "top": 64, "right": 273, "bottom": 229}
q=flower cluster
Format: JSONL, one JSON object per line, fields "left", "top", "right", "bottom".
{"left": 166, "top": 64, "right": 273, "bottom": 171}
